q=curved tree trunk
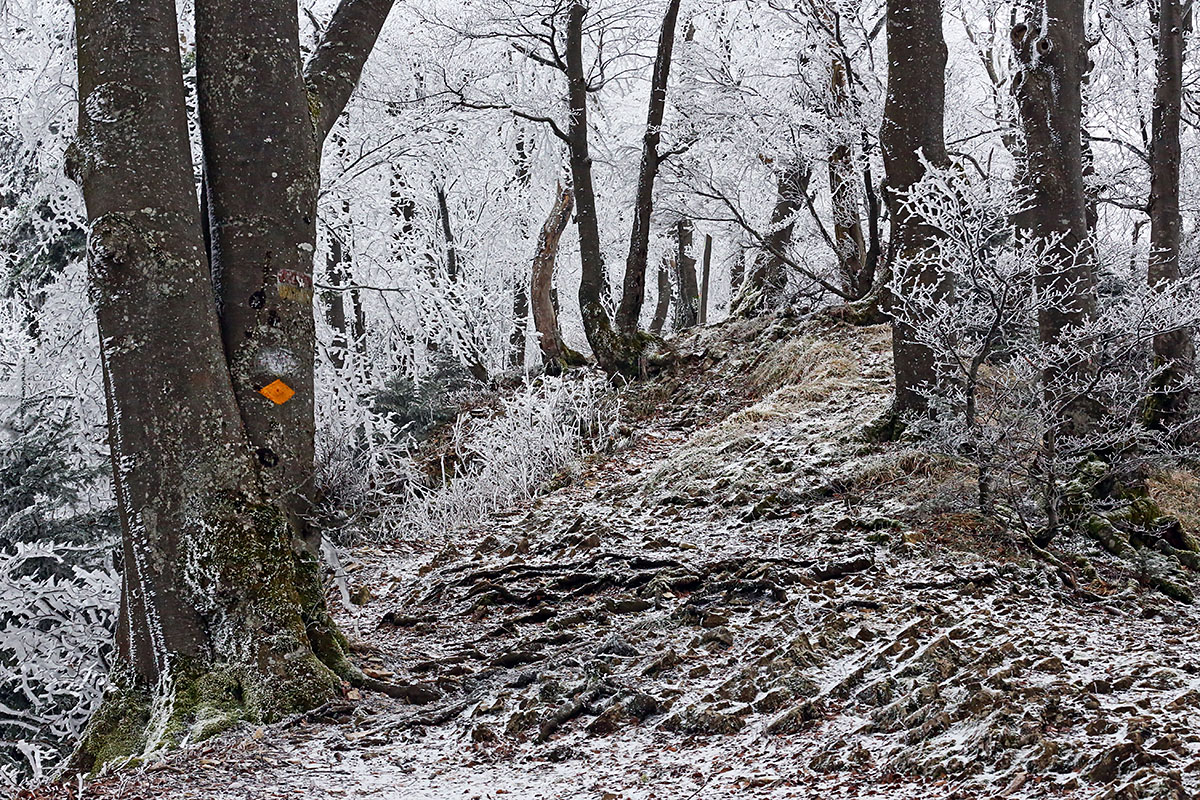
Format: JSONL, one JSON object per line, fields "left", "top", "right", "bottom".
{"left": 70, "top": 0, "right": 340, "bottom": 767}
{"left": 532, "top": 184, "right": 584, "bottom": 367}
{"left": 828, "top": 54, "right": 870, "bottom": 300}
{"left": 880, "top": 0, "right": 950, "bottom": 424}
{"left": 1147, "top": 0, "right": 1193, "bottom": 428}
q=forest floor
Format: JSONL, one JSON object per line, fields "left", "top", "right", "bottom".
{"left": 52, "top": 313, "right": 1200, "bottom": 799}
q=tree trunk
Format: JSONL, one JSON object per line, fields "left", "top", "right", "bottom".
{"left": 195, "top": 0, "right": 393, "bottom": 667}
{"left": 615, "top": 0, "right": 682, "bottom": 333}
{"left": 880, "top": 0, "right": 950, "bottom": 424}
{"left": 1147, "top": 0, "right": 1193, "bottom": 428}
{"left": 699, "top": 233, "right": 713, "bottom": 325}
{"left": 828, "top": 54, "right": 870, "bottom": 300}
{"left": 650, "top": 255, "right": 672, "bottom": 334}
{"left": 532, "top": 184, "right": 584, "bottom": 367}
{"left": 565, "top": 0, "right": 621, "bottom": 371}
{"left": 324, "top": 215, "right": 350, "bottom": 373}
{"left": 1011, "top": 0, "right": 1098, "bottom": 437}
{"left": 674, "top": 219, "right": 700, "bottom": 329}
{"left": 70, "top": 0, "right": 340, "bottom": 766}
{"left": 735, "top": 160, "right": 810, "bottom": 315}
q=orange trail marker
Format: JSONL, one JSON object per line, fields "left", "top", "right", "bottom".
{"left": 259, "top": 379, "right": 295, "bottom": 405}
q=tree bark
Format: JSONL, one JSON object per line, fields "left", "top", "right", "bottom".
{"left": 531, "top": 184, "right": 584, "bottom": 367}
{"left": 673, "top": 219, "right": 700, "bottom": 329}
{"left": 828, "top": 54, "right": 870, "bottom": 300}
{"left": 70, "top": 0, "right": 339, "bottom": 766}
{"left": 615, "top": 0, "right": 682, "bottom": 333}
{"left": 1011, "top": 0, "right": 1098, "bottom": 437}
{"left": 1147, "top": 0, "right": 1193, "bottom": 427}
{"left": 565, "top": 0, "right": 621, "bottom": 371}
{"left": 880, "top": 0, "right": 950, "bottom": 423}
{"left": 195, "top": 0, "right": 394, "bottom": 665}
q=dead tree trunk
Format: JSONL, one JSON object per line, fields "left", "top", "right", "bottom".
{"left": 1147, "top": 0, "right": 1194, "bottom": 428}
{"left": 674, "top": 219, "right": 700, "bottom": 329}
{"left": 615, "top": 0, "right": 682, "bottom": 333}
{"left": 880, "top": 0, "right": 951, "bottom": 427}
{"left": 532, "top": 184, "right": 585, "bottom": 367}
{"left": 69, "top": 0, "right": 341, "bottom": 766}
{"left": 699, "top": 233, "right": 713, "bottom": 325}
{"left": 1011, "top": 0, "right": 1098, "bottom": 437}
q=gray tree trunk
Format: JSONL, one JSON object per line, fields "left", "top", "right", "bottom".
{"left": 70, "top": 0, "right": 340, "bottom": 767}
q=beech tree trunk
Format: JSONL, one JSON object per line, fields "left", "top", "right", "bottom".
{"left": 532, "top": 184, "right": 584, "bottom": 367}
{"left": 881, "top": 0, "right": 950, "bottom": 423}
{"left": 1147, "top": 0, "right": 1193, "bottom": 427}
{"left": 1011, "top": 0, "right": 1098, "bottom": 437}
{"left": 828, "top": 54, "right": 870, "bottom": 300}
{"left": 195, "top": 0, "right": 393, "bottom": 664}
{"left": 673, "top": 219, "right": 700, "bottom": 329}
{"left": 565, "top": 0, "right": 621, "bottom": 371}
{"left": 70, "top": 0, "right": 340, "bottom": 766}
{"left": 615, "top": 0, "right": 682, "bottom": 333}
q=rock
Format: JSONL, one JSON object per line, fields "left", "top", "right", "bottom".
{"left": 597, "top": 636, "right": 639, "bottom": 657}
{"left": 811, "top": 553, "right": 874, "bottom": 581}
{"left": 701, "top": 626, "right": 735, "bottom": 648}
{"left": 701, "top": 610, "right": 730, "bottom": 629}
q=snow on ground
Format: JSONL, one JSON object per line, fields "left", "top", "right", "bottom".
{"left": 55, "top": 313, "right": 1200, "bottom": 799}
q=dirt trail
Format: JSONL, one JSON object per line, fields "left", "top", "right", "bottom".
{"left": 69, "top": 315, "right": 1200, "bottom": 799}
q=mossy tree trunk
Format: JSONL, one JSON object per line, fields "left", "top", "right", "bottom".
{"left": 195, "top": 0, "right": 394, "bottom": 673}
{"left": 70, "top": 0, "right": 344, "bottom": 769}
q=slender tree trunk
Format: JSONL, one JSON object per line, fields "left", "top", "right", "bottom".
{"left": 615, "top": 0, "right": 682, "bottom": 332}
{"left": 435, "top": 184, "right": 459, "bottom": 281}
{"left": 699, "top": 233, "right": 713, "bottom": 325}
{"left": 828, "top": 54, "right": 870, "bottom": 299}
{"left": 532, "top": 184, "right": 584, "bottom": 366}
{"left": 674, "top": 219, "right": 700, "bottom": 329}
{"left": 881, "top": 0, "right": 950, "bottom": 424}
{"left": 324, "top": 215, "right": 350, "bottom": 373}
{"left": 70, "top": 0, "right": 340, "bottom": 766}
{"left": 1147, "top": 0, "right": 1193, "bottom": 427}
{"left": 735, "top": 160, "right": 811, "bottom": 315}
{"left": 650, "top": 255, "right": 673, "bottom": 334}
{"left": 566, "top": 0, "right": 620, "bottom": 371}
{"left": 1011, "top": 0, "right": 1098, "bottom": 437}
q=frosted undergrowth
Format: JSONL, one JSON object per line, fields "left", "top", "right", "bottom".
{"left": 325, "top": 371, "right": 621, "bottom": 543}
{"left": 0, "top": 539, "right": 117, "bottom": 789}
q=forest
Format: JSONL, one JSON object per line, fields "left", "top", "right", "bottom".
{"left": 4, "top": 0, "right": 1200, "bottom": 796}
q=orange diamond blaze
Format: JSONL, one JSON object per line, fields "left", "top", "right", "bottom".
{"left": 258, "top": 379, "right": 295, "bottom": 405}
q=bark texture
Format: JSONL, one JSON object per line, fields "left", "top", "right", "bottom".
{"left": 1147, "top": 0, "right": 1194, "bottom": 427}
{"left": 735, "top": 160, "right": 810, "bottom": 315}
{"left": 650, "top": 256, "right": 672, "bottom": 335}
{"left": 880, "top": 0, "right": 950, "bottom": 422}
{"left": 673, "top": 219, "right": 700, "bottom": 329}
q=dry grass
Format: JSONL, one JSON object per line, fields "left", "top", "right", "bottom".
{"left": 1150, "top": 467, "right": 1200, "bottom": 536}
